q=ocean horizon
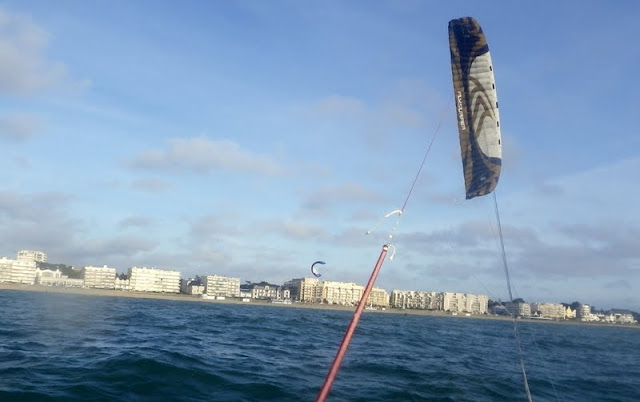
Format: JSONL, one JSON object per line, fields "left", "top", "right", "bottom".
{"left": 1, "top": 290, "right": 639, "bottom": 401}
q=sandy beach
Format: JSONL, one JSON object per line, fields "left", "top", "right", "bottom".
{"left": 1, "top": 282, "right": 637, "bottom": 329}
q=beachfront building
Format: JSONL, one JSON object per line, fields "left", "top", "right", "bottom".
{"left": 17, "top": 250, "right": 47, "bottom": 263}
{"left": 114, "top": 276, "right": 130, "bottom": 291}
{"left": 390, "top": 290, "right": 438, "bottom": 310}
{"left": 440, "top": 292, "right": 468, "bottom": 313}
{"left": 577, "top": 304, "right": 600, "bottom": 322}
{"left": 463, "top": 294, "right": 489, "bottom": 314}
{"left": 610, "top": 313, "right": 637, "bottom": 324}
{"left": 390, "top": 290, "right": 487, "bottom": 314}
{"left": 83, "top": 265, "right": 117, "bottom": 289}
{"left": 34, "top": 267, "right": 84, "bottom": 287}
{"left": 577, "top": 304, "right": 592, "bottom": 321}
{"left": 203, "top": 275, "right": 240, "bottom": 298}
{"left": 242, "top": 281, "right": 288, "bottom": 300}
{"left": 565, "top": 306, "right": 576, "bottom": 319}
{"left": 531, "top": 303, "right": 566, "bottom": 320}
{"left": 315, "top": 281, "right": 389, "bottom": 307}
{"left": 283, "top": 278, "right": 321, "bottom": 302}
{"left": 35, "top": 268, "right": 64, "bottom": 286}
{"left": 181, "top": 278, "right": 204, "bottom": 295}
{"left": 366, "top": 287, "right": 390, "bottom": 308}
{"left": 0, "top": 254, "right": 38, "bottom": 285}
{"left": 504, "top": 301, "right": 532, "bottom": 318}
{"left": 319, "top": 281, "right": 363, "bottom": 306}
{"left": 128, "top": 266, "right": 181, "bottom": 293}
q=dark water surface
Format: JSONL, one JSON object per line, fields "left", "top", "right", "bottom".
{"left": 1, "top": 290, "right": 639, "bottom": 401}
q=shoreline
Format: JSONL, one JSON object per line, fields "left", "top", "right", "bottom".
{"left": 1, "top": 283, "right": 637, "bottom": 329}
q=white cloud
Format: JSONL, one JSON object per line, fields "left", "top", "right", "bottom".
{"left": 300, "top": 182, "right": 385, "bottom": 213}
{"left": 0, "top": 7, "right": 67, "bottom": 95}
{"left": 257, "top": 219, "right": 329, "bottom": 241}
{"left": 130, "top": 136, "right": 283, "bottom": 175}
{"left": 117, "top": 216, "right": 154, "bottom": 230}
{"left": 131, "top": 178, "right": 170, "bottom": 193}
{"left": 0, "top": 113, "right": 41, "bottom": 142}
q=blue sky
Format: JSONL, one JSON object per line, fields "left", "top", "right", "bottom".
{"left": 1, "top": 1, "right": 638, "bottom": 311}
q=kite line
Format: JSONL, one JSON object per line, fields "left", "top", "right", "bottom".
{"left": 316, "top": 95, "right": 452, "bottom": 402}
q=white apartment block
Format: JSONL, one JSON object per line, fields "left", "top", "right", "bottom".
{"left": 366, "top": 287, "right": 389, "bottom": 308}
{"left": 0, "top": 256, "right": 37, "bottom": 285}
{"left": 531, "top": 303, "right": 566, "bottom": 319}
{"left": 463, "top": 294, "right": 489, "bottom": 314}
{"left": 440, "top": 292, "right": 468, "bottom": 313}
{"left": 315, "top": 281, "right": 389, "bottom": 307}
{"left": 390, "top": 290, "right": 488, "bottom": 314}
{"left": 203, "top": 275, "right": 240, "bottom": 297}
{"left": 17, "top": 250, "right": 47, "bottom": 263}
{"left": 391, "top": 290, "right": 438, "bottom": 309}
{"left": 83, "top": 265, "right": 117, "bottom": 289}
{"left": 128, "top": 266, "right": 180, "bottom": 293}
{"left": 320, "top": 281, "right": 363, "bottom": 306}
{"left": 0, "top": 257, "right": 13, "bottom": 283}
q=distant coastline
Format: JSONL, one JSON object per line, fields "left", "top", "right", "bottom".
{"left": 2, "top": 283, "right": 637, "bottom": 329}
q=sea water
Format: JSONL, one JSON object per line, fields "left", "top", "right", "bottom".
{"left": 1, "top": 290, "right": 639, "bottom": 401}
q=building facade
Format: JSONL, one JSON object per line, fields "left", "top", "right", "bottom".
{"left": 390, "top": 290, "right": 487, "bottom": 314}
{"left": 128, "top": 266, "right": 180, "bottom": 293}
{"left": 531, "top": 303, "right": 566, "bottom": 319}
{"left": 283, "top": 278, "right": 321, "bottom": 302}
{"left": 17, "top": 250, "right": 47, "bottom": 263}
{"left": 241, "top": 281, "right": 289, "bottom": 300}
{"left": 203, "top": 275, "right": 240, "bottom": 297}
{"left": 0, "top": 255, "right": 37, "bottom": 285}
{"left": 504, "top": 301, "right": 532, "bottom": 317}
{"left": 83, "top": 265, "right": 117, "bottom": 289}
{"left": 391, "top": 290, "right": 438, "bottom": 309}
{"left": 463, "top": 294, "right": 489, "bottom": 314}
{"left": 35, "top": 268, "right": 64, "bottom": 286}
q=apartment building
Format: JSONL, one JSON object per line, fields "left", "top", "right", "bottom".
{"left": 203, "top": 275, "right": 240, "bottom": 297}
{"left": 390, "top": 290, "right": 438, "bottom": 309}
{"left": 128, "top": 266, "right": 180, "bottom": 293}
{"left": 83, "top": 265, "right": 117, "bottom": 289}
{"left": 17, "top": 250, "right": 47, "bottom": 263}
{"left": 504, "top": 301, "right": 532, "bottom": 317}
{"left": 283, "top": 278, "right": 321, "bottom": 302}
{"left": 0, "top": 255, "right": 37, "bottom": 285}
{"left": 463, "top": 294, "right": 489, "bottom": 314}
{"left": 241, "top": 281, "right": 290, "bottom": 300}
{"left": 531, "top": 302, "right": 566, "bottom": 319}
{"left": 300, "top": 280, "right": 389, "bottom": 307}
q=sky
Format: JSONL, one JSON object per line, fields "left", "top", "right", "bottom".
{"left": 1, "top": 0, "right": 638, "bottom": 311}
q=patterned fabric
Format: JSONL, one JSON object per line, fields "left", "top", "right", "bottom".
{"left": 449, "top": 17, "right": 502, "bottom": 199}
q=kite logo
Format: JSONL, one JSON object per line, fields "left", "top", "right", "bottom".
{"left": 456, "top": 91, "right": 466, "bottom": 131}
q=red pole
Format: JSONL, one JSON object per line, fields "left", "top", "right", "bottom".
{"left": 316, "top": 244, "right": 390, "bottom": 402}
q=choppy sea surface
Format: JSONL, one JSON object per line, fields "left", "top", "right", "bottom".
{"left": 1, "top": 290, "right": 639, "bottom": 402}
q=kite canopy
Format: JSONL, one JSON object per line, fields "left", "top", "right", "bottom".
{"left": 448, "top": 17, "right": 502, "bottom": 199}
{"left": 311, "top": 261, "right": 325, "bottom": 278}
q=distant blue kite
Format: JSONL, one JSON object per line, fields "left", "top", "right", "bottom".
{"left": 311, "top": 261, "right": 326, "bottom": 278}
